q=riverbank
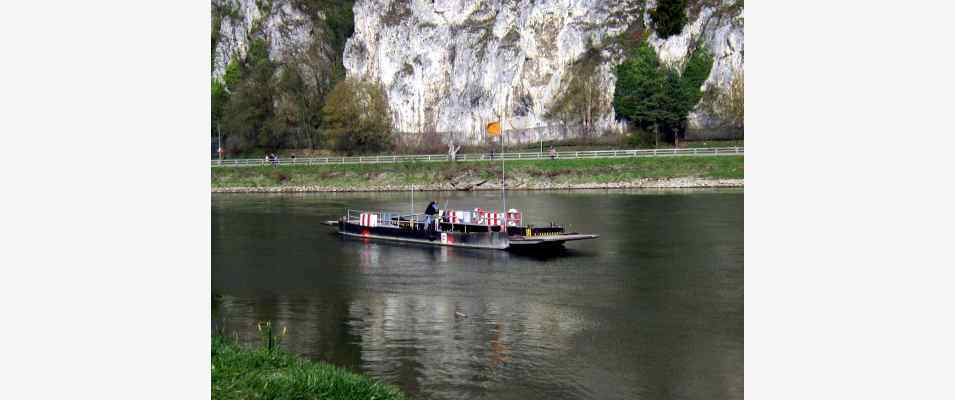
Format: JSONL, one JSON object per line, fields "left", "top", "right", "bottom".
{"left": 212, "top": 336, "right": 406, "bottom": 400}
{"left": 211, "top": 155, "right": 743, "bottom": 192}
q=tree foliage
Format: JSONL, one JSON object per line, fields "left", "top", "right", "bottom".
{"left": 681, "top": 46, "right": 713, "bottom": 106}
{"left": 292, "top": 0, "right": 354, "bottom": 80}
{"left": 270, "top": 66, "right": 325, "bottom": 149}
{"left": 212, "top": 1, "right": 358, "bottom": 154}
{"left": 650, "top": 0, "right": 687, "bottom": 39}
{"left": 321, "top": 79, "right": 393, "bottom": 155}
{"left": 212, "top": 59, "right": 241, "bottom": 135}
{"left": 613, "top": 43, "right": 663, "bottom": 132}
{"left": 221, "top": 37, "right": 277, "bottom": 151}
{"left": 613, "top": 42, "right": 713, "bottom": 145}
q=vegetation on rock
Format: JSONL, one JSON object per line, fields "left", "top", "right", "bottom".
{"left": 650, "top": 0, "right": 688, "bottom": 39}
{"left": 212, "top": 1, "right": 356, "bottom": 154}
{"left": 321, "top": 79, "right": 393, "bottom": 155}
{"left": 219, "top": 37, "right": 280, "bottom": 150}
{"left": 613, "top": 41, "right": 712, "bottom": 146}
{"left": 546, "top": 43, "right": 612, "bottom": 138}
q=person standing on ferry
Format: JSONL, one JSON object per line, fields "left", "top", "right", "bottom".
{"left": 423, "top": 201, "right": 439, "bottom": 230}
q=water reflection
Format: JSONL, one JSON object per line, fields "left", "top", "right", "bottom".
{"left": 213, "top": 189, "right": 743, "bottom": 400}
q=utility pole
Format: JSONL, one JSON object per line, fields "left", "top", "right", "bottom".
{"left": 500, "top": 111, "right": 506, "bottom": 222}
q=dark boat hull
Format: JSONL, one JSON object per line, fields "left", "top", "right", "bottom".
{"left": 333, "top": 220, "right": 598, "bottom": 251}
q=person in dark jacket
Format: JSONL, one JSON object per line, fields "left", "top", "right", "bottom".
{"left": 423, "top": 201, "right": 438, "bottom": 230}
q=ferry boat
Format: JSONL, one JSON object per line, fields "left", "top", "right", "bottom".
{"left": 326, "top": 208, "right": 598, "bottom": 251}
{"left": 326, "top": 119, "right": 598, "bottom": 252}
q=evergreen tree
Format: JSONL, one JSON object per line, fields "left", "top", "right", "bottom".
{"left": 212, "top": 60, "right": 240, "bottom": 137}
{"left": 222, "top": 38, "right": 277, "bottom": 151}
{"left": 613, "top": 41, "right": 714, "bottom": 146}
{"left": 650, "top": 0, "right": 688, "bottom": 39}
{"left": 613, "top": 42, "right": 665, "bottom": 133}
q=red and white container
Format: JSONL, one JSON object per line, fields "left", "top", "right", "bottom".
{"left": 507, "top": 209, "right": 521, "bottom": 226}
{"left": 359, "top": 213, "right": 378, "bottom": 227}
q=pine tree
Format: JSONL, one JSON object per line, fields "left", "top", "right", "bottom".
{"left": 650, "top": 0, "right": 688, "bottom": 39}
{"left": 613, "top": 42, "right": 714, "bottom": 146}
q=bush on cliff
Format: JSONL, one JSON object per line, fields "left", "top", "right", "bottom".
{"left": 321, "top": 79, "right": 393, "bottom": 155}
{"left": 650, "top": 0, "right": 688, "bottom": 39}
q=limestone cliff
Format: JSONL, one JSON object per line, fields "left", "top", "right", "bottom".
{"left": 212, "top": 0, "right": 744, "bottom": 145}
{"left": 212, "top": 0, "right": 336, "bottom": 90}
{"left": 344, "top": 0, "right": 743, "bottom": 143}
{"left": 647, "top": 1, "right": 743, "bottom": 138}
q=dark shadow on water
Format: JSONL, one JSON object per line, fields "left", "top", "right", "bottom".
{"left": 507, "top": 245, "right": 593, "bottom": 261}
{"left": 335, "top": 233, "right": 594, "bottom": 263}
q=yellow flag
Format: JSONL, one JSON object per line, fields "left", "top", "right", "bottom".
{"left": 486, "top": 121, "right": 501, "bottom": 136}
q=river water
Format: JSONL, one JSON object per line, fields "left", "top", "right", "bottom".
{"left": 212, "top": 189, "right": 743, "bottom": 400}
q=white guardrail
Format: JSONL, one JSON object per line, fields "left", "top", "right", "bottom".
{"left": 211, "top": 147, "right": 743, "bottom": 167}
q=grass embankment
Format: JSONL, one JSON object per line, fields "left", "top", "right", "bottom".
{"left": 212, "top": 336, "right": 406, "bottom": 400}
{"left": 212, "top": 155, "right": 742, "bottom": 190}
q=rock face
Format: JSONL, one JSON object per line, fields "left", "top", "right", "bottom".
{"left": 212, "top": 0, "right": 333, "bottom": 89}
{"left": 647, "top": 0, "right": 744, "bottom": 138}
{"left": 212, "top": 0, "right": 744, "bottom": 145}
{"left": 344, "top": 0, "right": 744, "bottom": 144}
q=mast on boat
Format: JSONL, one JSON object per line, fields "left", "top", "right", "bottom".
{"left": 501, "top": 118, "right": 506, "bottom": 219}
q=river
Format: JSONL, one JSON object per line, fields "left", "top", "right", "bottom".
{"left": 212, "top": 189, "right": 743, "bottom": 400}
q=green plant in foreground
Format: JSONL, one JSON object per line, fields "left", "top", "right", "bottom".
{"left": 257, "top": 321, "right": 287, "bottom": 352}
{"left": 212, "top": 334, "right": 407, "bottom": 400}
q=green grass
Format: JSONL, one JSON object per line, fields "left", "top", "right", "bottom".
{"left": 211, "top": 155, "right": 743, "bottom": 189}
{"left": 212, "top": 335, "right": 406, "bottom": 400}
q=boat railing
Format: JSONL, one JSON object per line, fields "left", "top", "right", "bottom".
{"left": 346, "top": 209, "right": 424, "bottom": 229}
{"left": 345, "top": 208, "right": 523, "bottom": 229}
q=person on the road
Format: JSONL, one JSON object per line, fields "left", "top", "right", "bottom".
{"left": 423, "top": 201, "right": 439, "bottom": 230}
{"left": 549, "top": 146, "right": 557, "bottom": 160}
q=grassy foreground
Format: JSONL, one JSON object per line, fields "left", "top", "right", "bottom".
{"left": 212, "top": 155, "right": 743, "bottom": 190}
{"left": 212, "top": 336, "right": 406, "bottom": 400}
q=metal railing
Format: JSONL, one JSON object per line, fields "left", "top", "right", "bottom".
{"left": 212, "top": 147, "right": 743, "bottom": 167}
{"left": 347, "top": 209, "right": 415, "bottom": 229}
{"left": 346, "top": 208, "right": 524, "bottom": 229}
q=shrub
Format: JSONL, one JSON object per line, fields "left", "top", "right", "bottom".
{"left": 321, "top": 78, "right": 393, "bottom": 155}
{"left": 627, "top": 129, "right": 656, "bottom": 148}
{"left": 650, "top": 0, "right": 688, "bottom": 39}
{"left": 270, "top": 170, "right": 289, "bottom": 183}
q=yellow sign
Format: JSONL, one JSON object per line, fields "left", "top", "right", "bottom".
{"left": 486, "top": 121, "right": 501, "bottom": 136}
